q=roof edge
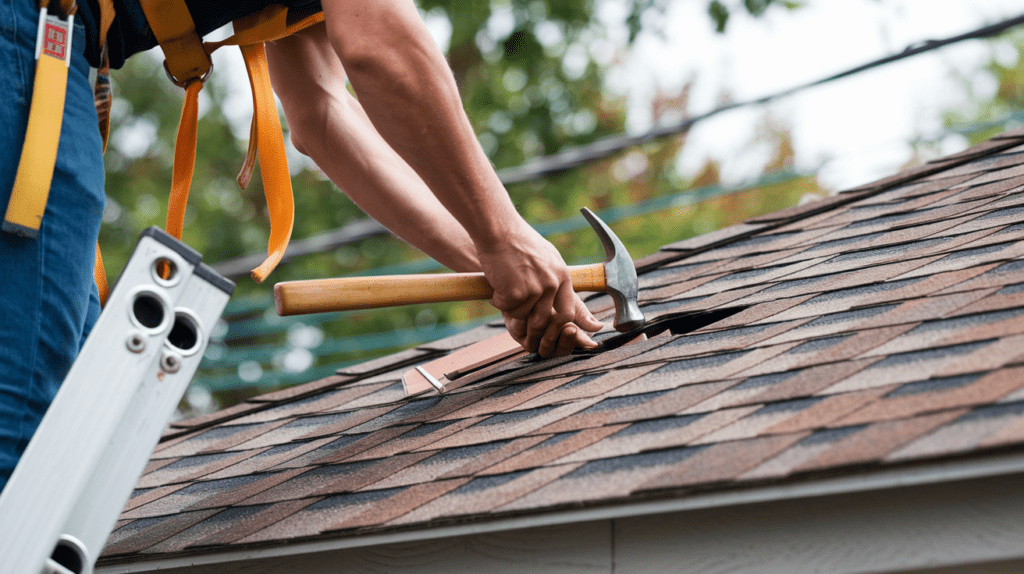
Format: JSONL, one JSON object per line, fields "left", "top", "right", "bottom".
{"left": 97, "top": 450, "right": 1024, "bottom": 572}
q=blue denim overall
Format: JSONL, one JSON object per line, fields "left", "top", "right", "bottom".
{"left": 0, "top": 0, "right": 105, "bottom": 491}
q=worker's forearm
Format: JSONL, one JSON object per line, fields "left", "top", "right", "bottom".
{"left": 266, "top": 26, "right": 481, "bottom": 273}
{"left": 320, "top": 0, "right": 523, "bottom": 249}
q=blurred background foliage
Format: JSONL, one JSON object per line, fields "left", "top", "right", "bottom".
{"left": 99, "top": 0, "right": 830, "bottom": 416}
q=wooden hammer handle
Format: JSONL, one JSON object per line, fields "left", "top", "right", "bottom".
{"left": 274, "top": 263, "right": 606, "bottom": 315}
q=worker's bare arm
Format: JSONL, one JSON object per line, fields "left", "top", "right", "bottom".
{"left": 265, "top": 24, "right": 480, "bottom": 273}
{"left": 314, "top": 0, "right": 603, "bottom": 355}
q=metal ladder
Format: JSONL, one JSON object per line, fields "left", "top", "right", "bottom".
{"left": 0, "top": 228, "right": 234, "bottom": 574}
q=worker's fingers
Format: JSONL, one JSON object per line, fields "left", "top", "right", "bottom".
{"left": 554, "top": 324, "right": 582, "bottom": 358}
{"left": 520, "top": 289, "right": 560, "bottom": 354}
{"left": 491, "top": 285, "right": 538, "bottom": 321}
{"left": 570, "top": 296, "right": 605, "bottom": 334}
{"left": 503, "top": 314, "right": 527, "bottom": 344}
{"left": 534, "top": 284, "right": 598, "bottom": 357}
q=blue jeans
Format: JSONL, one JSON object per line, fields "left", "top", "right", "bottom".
{"left": 0, "top": 2, "right": 105, "bottom": 491}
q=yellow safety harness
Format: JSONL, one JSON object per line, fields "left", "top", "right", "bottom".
{"left": 6, "top": 0, "right": 324, "bottom": 305}
{"left": 5, "top": 0, "right": 79, "bottom": 238}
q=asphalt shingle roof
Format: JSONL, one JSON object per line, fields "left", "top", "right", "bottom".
{"left": 99, "top": 127, "right": 1024, "bottom": 566}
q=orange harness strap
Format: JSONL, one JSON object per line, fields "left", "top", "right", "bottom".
{"left": 138, "top": 2, "right": 323, "bottom": 283}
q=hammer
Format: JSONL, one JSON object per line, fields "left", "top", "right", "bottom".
{"left": 273, "top": 208, "right": 646, "bottom": 332}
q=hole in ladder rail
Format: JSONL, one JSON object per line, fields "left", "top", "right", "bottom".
{"left": 153, "top": 257, "right": 178, "bottom": 285}
{"left": 167, "top": 312, "right": 200, "bottom": 355}
{"left": 51, "top": 536, "right": 86, "bottom": 574}
{"left": 132, "top": 293, "right": 166, "bottom": 330}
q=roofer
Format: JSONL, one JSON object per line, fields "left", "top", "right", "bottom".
{"left": 0, "top": 0, "right": 603, "bottom": 491}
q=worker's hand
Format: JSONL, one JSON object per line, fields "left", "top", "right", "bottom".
{"left": 477, "top": 223, "right": 604, "bottom": 358}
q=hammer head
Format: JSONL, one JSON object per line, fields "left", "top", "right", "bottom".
{"left": 580, "top": 208, "right": 645, "bottom": 332}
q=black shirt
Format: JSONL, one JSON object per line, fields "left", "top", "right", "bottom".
{"left": 76, "top": 0, "right": 321, "bottom": 69}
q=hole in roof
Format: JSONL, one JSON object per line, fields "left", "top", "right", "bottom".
{"left": 997, "top": 283, "right": 1024, "bottom": 295}
{"left": 583, "top": 390, "right": 670, "bottom": 413}
{"left": 307, "top": 487, "right": 405, "bottom": 512}
{"left": 799, "top": 425, "right": 867, "bottom": 446}
{"left": 805, "top": 278, "right": 924, "bottom": 305}
{"left": 910, "top": 308, "right": 1024, "bottom": 333}
{"left": 732, "top": 371, "right": 799, "bottom": 391}
{"left": 589, "top": 307, "right": 747, "bottom": 352}
{"left": 788, "top": 334, "right": 851, "bottom": 354}
{"left": 653, "top": 350, "right": 747, "bottom": 374}
{"left": 615, "top": 413, "right": 704, "bottom": 437}
{"left": 886, "top": 373, "right": 983, "bottom": 398}
{"left": 452, "top": 470, "right": 531, "bottom": 495}
{"left": 867, "top": 340, "right": 993, "bottom": 369}
{"left": 566, "top": 445, "right": 707, "bottom": 477}
{"left": 477, "top": 406, "right": 556, "bottom": 427}
{"left": 801, "top": 304, "right": 897, "bottom": 328}
{"left": 754, "top": 397, "right": 822, "bottom": 415}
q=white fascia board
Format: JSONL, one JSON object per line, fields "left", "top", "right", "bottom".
{"left": 97, "top": 450, "right": 1024, "bottom": 574}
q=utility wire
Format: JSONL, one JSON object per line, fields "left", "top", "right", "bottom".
{"left": 210, "top": 12, "right": 1024, "bottom": 279}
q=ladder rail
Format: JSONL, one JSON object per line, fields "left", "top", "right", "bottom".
{"left": 0, "top": 228, "right": 233, "bottom": 574}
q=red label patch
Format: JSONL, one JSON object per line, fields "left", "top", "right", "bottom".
{"left": 42, "top": 22, "right": 67, "bottom": 59}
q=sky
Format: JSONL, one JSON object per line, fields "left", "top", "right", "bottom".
{"left": 601, "top": 0, "right": 1024, "bottom": 191}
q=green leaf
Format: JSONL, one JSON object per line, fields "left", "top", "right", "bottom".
{"left": 708, "top": 0, "right": 729, "bottom": 33}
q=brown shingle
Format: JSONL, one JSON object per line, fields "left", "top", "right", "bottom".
{"left": 103, "top": 510, "right": 220, "bottom": 556}
{"left": 832, "top": 367, "right": 1024, "bottom": 426}
{"left": 638, "top": 433, "right": 808, "bottom": 491}
{"left": 241, "top": 452, "right": 432, "bottom": 504}
{"left": 794, "top": 409, "right": 968, "bottom": 472}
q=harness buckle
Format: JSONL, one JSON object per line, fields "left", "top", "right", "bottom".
{"left": 162, "top": 59, "right": 214, "bottom": 89}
